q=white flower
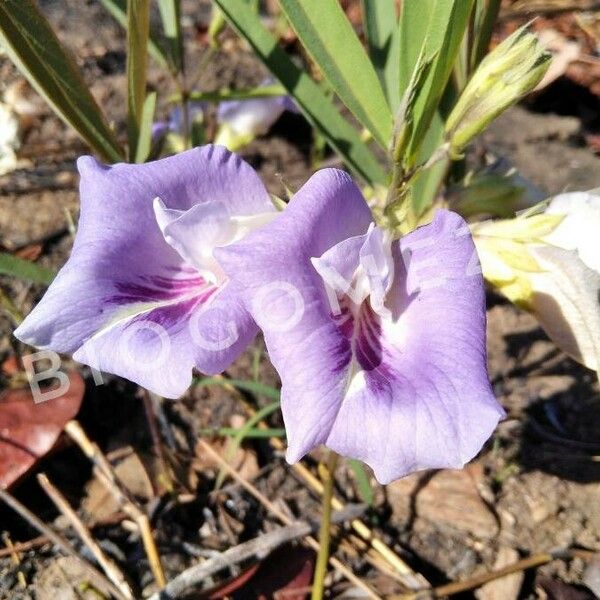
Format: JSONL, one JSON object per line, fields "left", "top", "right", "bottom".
{"left": 472, "top": 191, "right": 600, "bottom": 371}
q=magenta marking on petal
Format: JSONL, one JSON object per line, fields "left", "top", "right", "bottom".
{"left": 110, "top": 274, "right": 208, "bottom": 305}
{"left": 127, "top": 294, "right": 204, "bottom": 331}
{"left": 354, "top": 303, "right": 383, "bottom": 371}
{"left": 331, "top": 296, "right": 355, "bottom": 339}
{"left": 331, "top": 337, "right": 352, "bottom": 373}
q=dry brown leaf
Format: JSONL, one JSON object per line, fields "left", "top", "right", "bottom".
{"left": 0, "top": 371, "right": 84, "bottom": 489}
{"left": 82, "top": 447, "right": 154, "bottom": 521}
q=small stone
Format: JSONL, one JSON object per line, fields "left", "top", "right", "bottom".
{"left": 476, "top": 547, "right": 523, "bottom": 600}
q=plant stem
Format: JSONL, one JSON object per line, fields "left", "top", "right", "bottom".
{"left": 311, "top": 450, "right": 339, "bottom": 600}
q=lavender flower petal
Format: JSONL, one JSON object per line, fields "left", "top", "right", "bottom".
{"left": 15, "top": 145, "right": 270, "bottom": 397}
{"left": 217, "top": 172, "right": 504, "bottom": 483}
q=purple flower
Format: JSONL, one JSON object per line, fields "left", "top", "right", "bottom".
{"left": 15, "top": 145, "right": 276, "bottom": 398}
{"left": 216, "top": 169, "right": 505, "bottom": 483}
{"left": 152, "top": 102, "right": 207, "bottom": 141}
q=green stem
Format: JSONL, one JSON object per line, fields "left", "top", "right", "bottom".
{"left": 311, "top": 451, "right": 339, "bottom": 600}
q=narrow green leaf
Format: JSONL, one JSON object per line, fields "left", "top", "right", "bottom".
{"left": 411, "top": 112, "right": 448, "bottom": 217}
{"left": 0, "top": 253, "right": 55, "bottom": 286}
{"left": 158, "top": 0, "right": 184, "bottom": 74}
{"left": 201, "top": 427, "right": 285, "bottom": 438}
{"left": 195, "top": 376, "right": 281, "bottom": 400}
{"left": 472, "top": 0, "right": 502, "bottom": 69}
{"left": 215, "top": 399, "right": 281, "bottom": 488}
{"left": 98, "top": 0, "right": 169, "bottom": 68}
{"left": 278, "top": 0, "right": 392, "bottom": 148}
{"left": 126, "top": 0, "right": 150, "bottom": 160}
{"left": 348, "top": 459, "right": 374, "bottom": 506}
{"left": 184, "top": 84, "right": 288, "bottom": 103}
{"left": 361, "top": 0, "right": 400, "bottom": 111}
{"left": 135, "top": 91, "right": 157, "bottom": 163}
{"left": 214, "top": 0, "right": 387, "bottom": 185}
{"left": 398, "top": 0, "right": 475, "bottom": 160}
{"left": 0, "top": 0, "right": 123, "bottom": 162}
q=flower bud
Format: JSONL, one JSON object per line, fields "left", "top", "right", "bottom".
{"left": 445, "top": 26, "right": 551, "bottom": 156}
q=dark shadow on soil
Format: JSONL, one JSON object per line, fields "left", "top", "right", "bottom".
{"left": 527, "top": 77, "right": 600, "bottom": 133}
{"left": 520, "top": 389, "right": 600, "bottom": 483}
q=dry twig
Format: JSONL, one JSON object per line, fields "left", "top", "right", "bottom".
{"left": 392, "top": 548, "right": 597, "bottom": 599}
{"left": 213, "top": 374, "right": 428, "bottom": 591}
{"left": 64, "top": 419, "right": 167, "bottom": 589}
{"left": 0, "top": 487, "right": 129, "bottom": 600}
{"left": 149, "top": 504, "right": 365, "bottom": 600}
{"left": 37, "top": 473, "right": 134, "bottom": 599}
{"left": 197, "top": 439, "right": 381, "bottom": 599}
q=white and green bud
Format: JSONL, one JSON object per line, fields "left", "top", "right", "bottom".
{"left": 445, "top": 26, "right": 552, "bottom": 156}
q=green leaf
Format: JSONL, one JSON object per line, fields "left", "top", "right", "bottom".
{"left": 398, "top": 0, "right": 475, "bottom": 161}
{"left": 0, "top": 253, "right": 55, "bottom": 285}
{"left": 158, "top": 0, "right": 184, "bottom": 74}
{"left": 348, "top": 459, "right": 374, "bottom": 506}
{"left": 0, "top": 0, "right": 123, "bottom": 162}
{"left": 126, "top": 0, "right": 150, "bottom": 161}
{"left": 201, "top": 427, "right": 285, "bottom": 438}
{"left": 361, "top": 0, "right": 400, "bottom": 111}
{"left": 411, "top": 112, "right": 448, "bottom": 217}
{"left": 278, "top": 0, "right": 392, "bottom": 148}
{"left": 214, "top": 0, "right": 387, "bottom": 185}
{"left": 195, "top": 376, "right": 281, "bottom": 400}
{"left": 472, "top": 0, "right": 502, "bottom": 69}
{"left": 184, "top": 84, "right": 288, "bottom": 103}
{"left": 215, "top": 399, "right": 281, "bottom": 488}
{"left": 134, "top": 91, "right": 157, "bottom": 163}
{"left": 98, "top": 0, "right": 170, "bottom": 69}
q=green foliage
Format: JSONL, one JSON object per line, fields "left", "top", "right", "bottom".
{"left": 348, "top": 459, "right": 374, "bottom": 506}
{"left": 158, "top": 0, "right": 184, "bottom": 73}
{"left": 213, "top": 0, "right": 387, "bottom": 185}
{"left": 0, "top": 0, "right": 123, "bottom": 162}
{"left": 98, "top": 0, "right": 170, "bottom": 68}
{"left": 278, "top": 0, "right": 392, "bottom": 147}
{"left": 398, "top": 0, "right": 475, "bottom": 163}
{"left": 185, "top": 84, "right": 288, "bottom": 103}
{"left": 196, "top": 376, "right": 281, "bottom": 400}
{"left": 126, "top": 0, "right": 150, "bottom": 160}
{"left": 361, "top": 0, "right": 400, "bottom": 111}
{"left": 0, "top": 253, "right": 55, "bottom": 286}
{"left": 135, "top": 91, "right": 157, "bottom": 163}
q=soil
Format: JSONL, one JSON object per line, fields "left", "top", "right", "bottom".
{"left": 0, "top": 1, "right": 599, "bottom": 599}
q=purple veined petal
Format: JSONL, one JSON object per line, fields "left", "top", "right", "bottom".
{"left": 15, "top": 145, "right": 270, "bottom": 398}
{"left": 215, "top": 168, "right": 374, "bottom": 461}
{"left": 218, "top": 184, "right": 504, "bottom": 483}
{"left": 325, "top": 211, "right": 505, "bottom": 483}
